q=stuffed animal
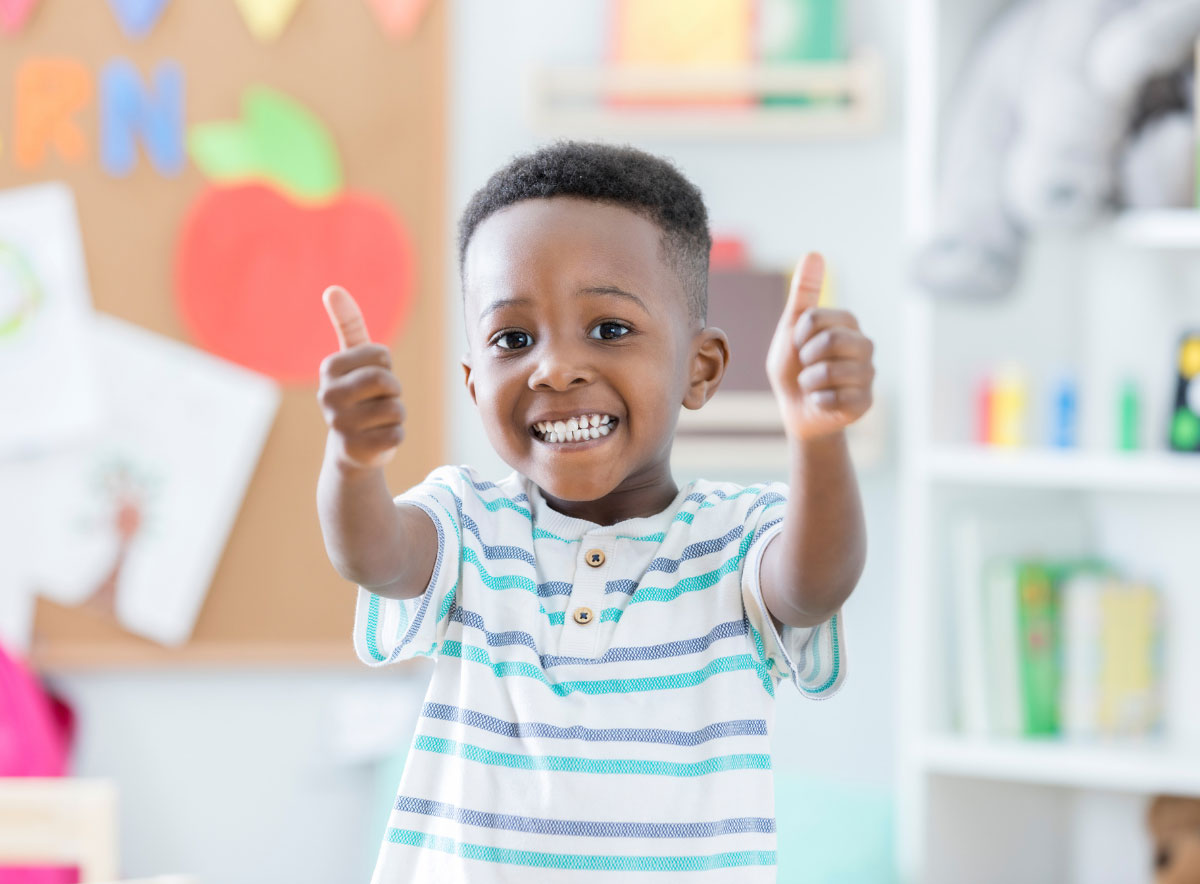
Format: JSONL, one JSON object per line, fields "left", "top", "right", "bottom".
{"left": 913, "top": 0, "right": 1200, "bottom": 300}
{"left": 1149, "top": 795, "right": 1200, "bottom": 884}
{"left": 1089, "top": 0, "right": 1200, "bottom": 209}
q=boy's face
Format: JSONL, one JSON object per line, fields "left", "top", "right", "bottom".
{"left": 461, "top": 197, "right": 727, "bottom": 515}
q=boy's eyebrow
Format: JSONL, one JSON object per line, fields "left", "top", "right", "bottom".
{"left": 479, "top": 285, "right": 651, "bottom": 319}
{"left": 578, "top": 285, "right": 650, "bottom": 314}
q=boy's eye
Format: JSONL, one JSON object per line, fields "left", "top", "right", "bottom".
{"left": 589, "top": 322, "right": 631, "bottom": 341}
{"left": 494, "top": 330, "right": 533, "bottom": 350}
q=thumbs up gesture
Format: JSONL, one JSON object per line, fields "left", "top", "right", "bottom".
{"left": 317, "top": 286, "right": 406, "bottom": 470}
{"left": 766, "top": 253, "right": 875, "bottom": 442}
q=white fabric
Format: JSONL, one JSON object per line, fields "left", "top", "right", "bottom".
{"left": 354, "top": 465, "right": 846, "bottom": 883}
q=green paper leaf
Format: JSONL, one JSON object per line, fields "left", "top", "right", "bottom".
{"left": 188, "top": 85, "right": 342, "bottom": 202}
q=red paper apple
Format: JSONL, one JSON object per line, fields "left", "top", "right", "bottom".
{"left": 175, "top": 86, "right": 414, "bottom": 383}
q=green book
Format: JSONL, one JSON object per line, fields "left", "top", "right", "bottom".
{"left": 1015, "top": 562, "right": 1060, "bottom": 736}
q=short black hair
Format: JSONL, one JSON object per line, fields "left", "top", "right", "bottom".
{"left": 457, "top": 141, "right": 711, "bottom": 323}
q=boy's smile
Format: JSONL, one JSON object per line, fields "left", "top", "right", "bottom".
{"left": 461, "top": 197, "right": 728, "bottom": 526}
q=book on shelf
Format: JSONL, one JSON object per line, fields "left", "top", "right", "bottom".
{"left": 952, "top": 525, "right": 1162, "bottom": 740}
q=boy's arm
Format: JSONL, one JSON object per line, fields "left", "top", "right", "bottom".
{"left": 759, "top": 254, "right": 873, "bottom": 629}
{"left": 315, "top": 286, "right": 436, "bottom": 600}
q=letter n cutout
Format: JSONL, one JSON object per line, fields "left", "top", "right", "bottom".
{"left": 100, "top": 59, "right": 185, "bottom": 177}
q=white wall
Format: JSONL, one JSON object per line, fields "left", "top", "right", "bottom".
{"left": 47, "top": 2, "right": 910, "bottom": 880}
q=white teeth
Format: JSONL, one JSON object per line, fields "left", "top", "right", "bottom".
{"left": 532, "top": 414, "right": 617, "bottom": 443}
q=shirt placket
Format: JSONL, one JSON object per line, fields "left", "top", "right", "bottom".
{"left": 557, "top": 534, "right": 613, "bottom": 659}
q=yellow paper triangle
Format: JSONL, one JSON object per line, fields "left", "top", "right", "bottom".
{"left": 235, "top": 0, "right": 303, "bottom": 42}
{"left": 365, "top": 0, "right": 431, "bottom": 39}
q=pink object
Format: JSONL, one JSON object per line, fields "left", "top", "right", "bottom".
{"left": 975, "top": 375, "right": 993, "bottom": 445}
{"left": 0, "top": 642, "right": 77, "bottom": 884}
{"left": 0, "top": 0, "right": 39, "bottom": 34}
{"left": 709, "top": 236, "right": 748, "bottom": 270}
{"left": 364, "top": 0, "right": 431, "bottom": 38}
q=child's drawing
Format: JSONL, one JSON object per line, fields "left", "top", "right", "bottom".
{"left": 0, "top": 182, "right": 101, "bottom": 457}
{"left": 29, "top": 315, "right": 280, "bottom": 646}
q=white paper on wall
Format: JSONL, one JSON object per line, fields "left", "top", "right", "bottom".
{"left": 0, "top": 182, "right": 101, "bottom": 458}
{"left": 29, "top": 314, "right": 280, "bottom": 646}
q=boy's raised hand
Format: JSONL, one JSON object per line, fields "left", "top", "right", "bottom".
{"left": 766, "top": 253, "right": 874, "bottom": 442}
{"left": 318, "top": 286, "right": 406, "bottom": 470}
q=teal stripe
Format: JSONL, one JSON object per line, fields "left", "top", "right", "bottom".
{"left": 750, "top": 612, "right": 842, "bottom": 696}
{"left": 365, "top": 594, "right": 386, "bottom": 662}
{"left": 386, "top": 828, "right": 775, "bottom": 871}
{"left": 801, "top": 614, "right": 841, "bottom": 695}
{"left": 545, "top": 606, "right": 625, "bottom": 626}
{"left": 629, "top": 534, "right": 753, "bottom": 603}
{"left": 413, "top": 734, "right": 771, "bottom": 777}
{"left": 441, "top": 640, "right": 774, "bottom": 696}
{"left": 532, "top": 526, "right": 580, "bottom": 543}
{"left": 431, "top": 480, "right": 533, "bottom": 521}
{"left": 464, "top": 542, "right": 755, "bottom": 620}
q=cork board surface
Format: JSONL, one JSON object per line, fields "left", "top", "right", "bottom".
{"left": 1, "top": 0, "right": 446, "bottom": 667}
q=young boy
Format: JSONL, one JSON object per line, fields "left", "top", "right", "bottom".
{"left": 317, "top": 142, "right": 873, "bottom": 882}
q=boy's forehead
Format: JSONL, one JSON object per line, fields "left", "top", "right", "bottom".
{"left": 463, "top": 197, "right": 684, "bottom": 309}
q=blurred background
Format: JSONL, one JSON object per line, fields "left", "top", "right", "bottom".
{"left": 0, "top": 1, "right": 1197, "bottom": 882}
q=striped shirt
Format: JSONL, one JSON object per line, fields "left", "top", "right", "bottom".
{"left": 354, "top": 465, "right": 846, "bottom": 883}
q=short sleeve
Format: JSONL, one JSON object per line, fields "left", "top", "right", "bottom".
{"left": 740, "top": 483, "right": 847, "bottom": 699}
{"left": 352, "top": 466, "right": 463, "bottom": 667}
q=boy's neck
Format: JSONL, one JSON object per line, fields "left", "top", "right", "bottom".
{"left": 536, "top": 466, "right": 680, "bottom": 527}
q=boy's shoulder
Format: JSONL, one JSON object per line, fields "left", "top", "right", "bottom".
{"left": 683, "top": 477, "right": 789, "bottom": 525}
{"left": 407, "top": 464, "right": 528, "bottom": 504}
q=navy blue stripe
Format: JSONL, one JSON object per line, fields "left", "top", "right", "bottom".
{"left": 751, "top": 517, "right": 784, "bottom": 546}
{"left": 462, "top": 512, "right": 538, "bottom": 567}
{"left": 394, "top": 796, "right": 775, "bottom": 838}
{"left": 421, "top": 702, "right": 767, "bottom": 746}
{"left": 642, "top": 525, "right": 744, "bottom": 576}
{"left": 746, "top": 492, "right": 786, "bottom": 519}
{"left": 604, "top": 578, "right": 638, "bottom": 596}
{"left": 451, "top": 607, "right": 747, "bottom": 667}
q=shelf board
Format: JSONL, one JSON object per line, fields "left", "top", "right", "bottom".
{"left": 527, "top": 53, "right": 883, "bottom": 139}
{"left": 1111, "top": 210, "right": 1200, "bottom": 249}
{"left": 920, "top": 735, "right": 1200, "bottom": 795}
{"left": 926, "top": 446, "right": 1200, "bottom": 493}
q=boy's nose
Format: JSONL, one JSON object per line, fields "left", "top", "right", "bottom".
{"left": 528, "top": 344, "right": 593, "bottom": 391}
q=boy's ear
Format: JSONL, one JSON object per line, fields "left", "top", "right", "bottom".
{"left": 461, "top": 353, "right": 477, "bottom": 405}
{"left": 682, "top": 327, "right": 729, "bottom": 410}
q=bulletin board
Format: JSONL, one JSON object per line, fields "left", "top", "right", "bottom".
{"left": 1, "top": 0, "right": 446, "bottom": 667}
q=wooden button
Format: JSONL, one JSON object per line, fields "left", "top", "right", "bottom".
{"left": 585, "top": 549, "right": 605, "bottom": 567}
{"left": 573, "top": 607, "right": 594, "bottom": 625}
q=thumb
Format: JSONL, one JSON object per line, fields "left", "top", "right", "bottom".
{"left": 776, "top": 252, "right": 825, "bottom": 333}
{"left": 323, "top": 285, "right": 370, "bottom": 350}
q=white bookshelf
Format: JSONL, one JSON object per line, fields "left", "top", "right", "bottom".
{"left": 921, "top": 736, "right": 1200, "bottom": 796}
{"left": 899, "top": 1, "right": 1200, "bottom": 882}
{"left": 927, "top": 447, "right": 1200, "bottom": 493}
